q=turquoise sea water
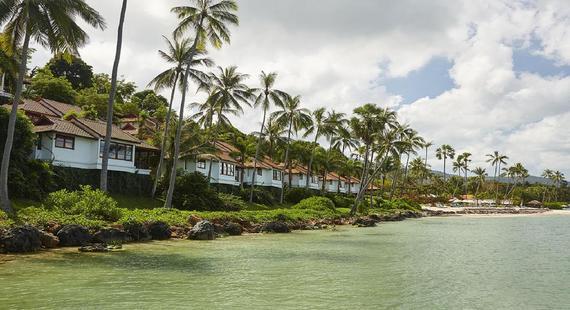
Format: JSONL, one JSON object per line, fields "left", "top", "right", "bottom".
{"left": 1, "top": 215, "right": 570, "bottom": 309}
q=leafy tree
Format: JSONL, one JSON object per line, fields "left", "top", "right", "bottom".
{"left": 436, "top": 144, "right": 455, "bottom": 181}
{"left": 248, "top": 71, "right": 285, "bottom": 202}
{"left": 272, "top": 94, "right": 312, "bottom": 203}
{"left": 165, "top": 0, "right": 239, "bottom": 209}
{"left": 24, "top": 68, "right": 78, "bottom": 103}
{"left": 0, "top": 0, "right": 105, "bottom": 213}
{"left": 148, "top": 35, "right": 213, "bottom": 198}
{"left": 0, "top": 108, "right": 54, "bottom": 200}
{"left": 47, "top": 52, "right": 93, "bottom": 90}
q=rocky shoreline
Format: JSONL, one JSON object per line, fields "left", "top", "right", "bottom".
{"left": 0, "top": 210, "right": 422, "bottom": 254}
{"left": 423, "top": 206, "right": 552, "bottom": 216}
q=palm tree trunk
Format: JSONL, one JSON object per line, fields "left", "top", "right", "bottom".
{"left": 206, "top": 119, "right": 220, "bottom": 187}
{"left": 101, "top": 0, "right": 128, "bottom": 193}
{"left": 0, "top": 27, "right": 31, "bottom": 214}
{"left": 443, "top": 157, "right": 447, "bottom": 181}
{"left": 151, "top": 71, "right": 179, "bottom": 198}
{"left": 249, "top": 108, "right": 267, "bottom": 202}
{"left": 350, "top": 144, "right": 370, "bottom": 214}
{"left": 280, "top": 116, "right": 293, "bottom": 203}
{"left": 306, "top": 131, "right": 319, "bottom": 189}
{"left": 164, "top": 22, "right": 203, "bottom": 208}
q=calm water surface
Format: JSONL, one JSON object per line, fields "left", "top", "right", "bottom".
{"left": 1, "top": 215, "right": 570, "bottom": 309}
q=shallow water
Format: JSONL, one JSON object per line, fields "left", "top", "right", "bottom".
{"left": 2, "top": 216, "right": 570, "bottom": 309}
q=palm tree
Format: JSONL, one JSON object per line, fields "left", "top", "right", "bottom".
{"left": 542, "top": 169, "right": 554, "bottom": 202}
{"left": 148, "top": 35, "right": 213, "bottom": 198}
{"left": 164, "top": 0, "right": 239, "bottom": 209}
{"left": 423, "top": 141, "right": 433, "bottom": 167}
{"left": 458, "top": 152, "right": 471, "bottom": 195}
{"left": 331, "top": 124, "right": 359, "bottom": 192}
{"left": 303, "top": 107, "right": 328, "bottom": 188}
{"left": 203, "top": 66, "right": 252, "bottom": 184}
{"left": 340, "top": 159, "right": 361, "bottom": 195}
{"left": 272, "top": 94, "right": 312, "bottom": 203}
{"left": 0, "top": 0, "right": 105, "bottom": 212}
{"left": 226, "top": 134, "right": 254, "bottom": 188}
{"left": 486, "top": 151, "right": 508, "bottom": 203}
{"left": 435, "top": 144, "right": 455, "bottom": 182}
{"left": 100, "top": 0, "right": 128, "bottom": 193}
{"left": 248, "top": 71, "right": 285, "bottom": 202}
{"left": 472, "top": 167, "right": 487, "bottom": 206}
{"left": 263, "top": 115, "right": 286, "bottom": 160}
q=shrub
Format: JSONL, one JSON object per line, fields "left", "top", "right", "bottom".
{"left": 240, "top": 188, "right": 276, "bottom": 205}
{"left": 17, "top": 207, "right": 106, "bottom": 229}
{"left": 325, "top": 193, "right": 354, "bottom": 208}
{"left": 544, "top": 202, "right": 566, "bottom": 210}
{"left": 43, "top": 185, "right": 121, "bottom": 221}
{"left": 219, "top": 193, "right": 248, "bottom": 211}
{"left": 166, "top": 172, "right": 225, "bottom": 211}
{"left": 374, "top": 198, "right": 420, "bottom": 211}
{"left": 292, "top": 196, "right": 336, "bottom": 212}
{"left": 0, "top": 210, "right": 13, "bottom": 228}
{"left": 285, "top": 188, "right": 315, "bottom": 204}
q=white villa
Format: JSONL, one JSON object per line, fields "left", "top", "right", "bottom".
{"left": 3, "top": 99, "right": 158, "bottom": 175}
{"left": 177, "top": 141, "right": 362, "bottom": 194}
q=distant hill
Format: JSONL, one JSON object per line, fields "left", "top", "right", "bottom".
{"left": 430, "top": 170, "right": 554, "bottom": 185}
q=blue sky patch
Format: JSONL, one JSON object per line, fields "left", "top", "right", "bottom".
{"left": 512, "top": 39, "right": 570, "bottom": 77}
{"left": 380, "top": 57, "right": 455, "bottom": 104}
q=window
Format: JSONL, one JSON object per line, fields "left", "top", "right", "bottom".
{"left": 197, "top": 160, "right": 206, "bottom": 169}
{"left": 55, "top": 134, "right": 74, "bottom": 149}
{"left": 329, "top": 180, "right": 333, "bottom": 185}
{"left": 299, "top": 174, "right": 303, "bottom": 180}
{"left": 311, "top": 175, "right": 318, "bottom": 184}
{"left": 221, "top": 162, "right": 235, "bottom": 176}
{"left": 339, "top": 182, "right": 344, "bottom": 188}
{"left": 100, "top": 141, "right": 133, "bottom": 161}
{"left": 37, "top": 133, "right": 42, "bottom": 150}
{"left": 256, "top": 168, "right": 263, "bottom": 176}
{"left": 273, "top": 170, "right": 282, "bottom": 181}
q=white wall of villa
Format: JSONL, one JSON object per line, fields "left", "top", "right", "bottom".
{"left": 33, "top": 133, "right": 150, "bottom": 175}
{"left": 179, "top": 158, "right": 240, "bottom": 186}
{"left": 243, "top": 168, "right": 283, "bottom": 189}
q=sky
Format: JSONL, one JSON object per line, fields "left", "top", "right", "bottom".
{"left": 28, "top": 0, "right": 570, "bottom": 178}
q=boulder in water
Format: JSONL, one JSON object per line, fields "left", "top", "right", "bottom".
{"left": 123, "top": 222, "right": 151, "bottom": 242}
{"left": 352, "top": 217, "right": 377, "bottom": 227}
{"left": 260, "top": 221, "right": 290, "bottom": 233}
{"left": 39, "top": 230, "right": 59, "bottom": 248}
{"left": 188, "top": 220, "right": 216, "bottom": 240}
{"left": 147, "top": 222, "right": 171, "bottom": 240}
{"left": 0, "top": 226, "right": 42, "bottom": 253}
{"left": 57, "top": 225, "right": 92, "bottom": 246}
{"left": 92, "top": 228, "right": 127, "bottom": 244}
{"left": 223, "top": 222, "right": 243, "bottom": 236}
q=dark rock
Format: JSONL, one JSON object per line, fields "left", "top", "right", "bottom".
{"left": 123, "top": 222, "right": 151, "bottom": 242}
{"left": 39, "top": 231, "right": 59, "bottom": 248}
{"left": 57, "top": 225, "right": 92, "bottom": 246}
{"left": 147, "top": 222, "right": 171, "bottom": 240}
{"left": 223, "top": 222, "right": 243, "bottom": 236}
{"left": 352, "top": 217, "right": 377, "bottom": 227}
{"left": 45, "top": 222, "right": 62, "bottom": 235}
{"left": 213, "top": 223, "right": 225, "bottom": 235}
{"left": 188, "top": 215, "right": 203, "bottom": 226}
{"left": 92, "top": 228, "right": 127, "bottom": 244}
{"left": 0, "top": 226, "right": 42, "bottom": 253}
{"left": 169, "top": 226, "right": 189, "bottom": 239}
{"left": 188, "top": 220, "right": 216, "bottom": 240}
{"left": 260, "top": 221, "right": 290, "bottom": 233}
{"left": 78, "top": 243, "right": 122, "bottom": 253}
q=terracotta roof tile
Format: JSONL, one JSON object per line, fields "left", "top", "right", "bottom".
{"left": 40, "top": 99, "right": 82, "bottom": 116}
{"left": 74, "top": 118, "right": 140, "bottom": 143}
{"left": 33, "top": 116, "right": 95, "bottom": 139}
